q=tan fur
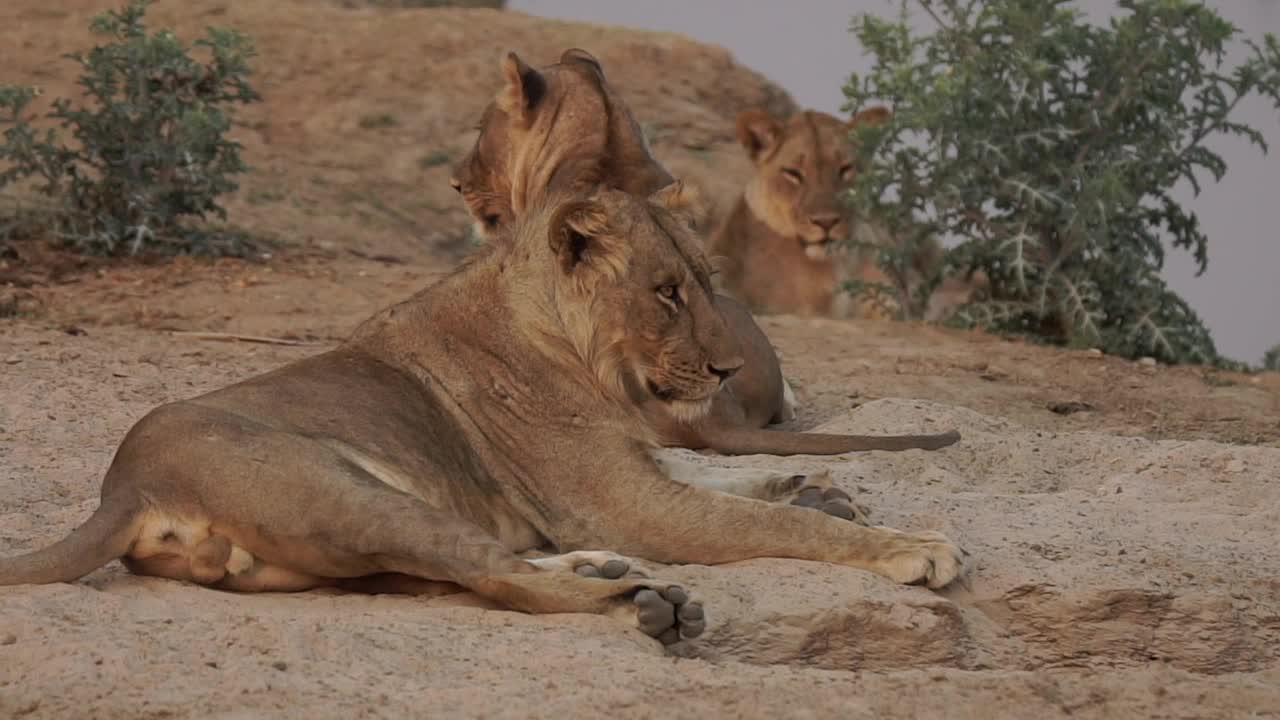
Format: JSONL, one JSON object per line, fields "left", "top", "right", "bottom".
{"left": 450, "top": 49, "right": 959, "bottom": 456}
{"left": 0, "top": 190, "right": 966, "bottom": 643}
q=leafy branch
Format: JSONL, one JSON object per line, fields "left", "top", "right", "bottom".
{"left": 843, "top": 0, "right": 1280, "bottom": 365}
{"left": 0, "top": 0, "right": 261, "bottom": 256}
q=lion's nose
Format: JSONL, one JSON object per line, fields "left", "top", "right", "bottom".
{"left": 810, "top": 213, "right": 841, "bottom": 232}
{"left": 708, "top": 358, "right": 744, "bottom": 384}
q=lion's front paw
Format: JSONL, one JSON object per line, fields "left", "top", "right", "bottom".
{"left": 770, "top": 470, "right": 872, "bottom": 525}
{"left": 872, "top": 529, "right": 966, "bottom": 589}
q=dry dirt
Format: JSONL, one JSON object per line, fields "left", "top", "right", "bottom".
{"left": 3, "top": 2, "right": 1280, "bottom": 719}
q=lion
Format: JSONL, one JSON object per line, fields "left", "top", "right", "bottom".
{"left": 707, "top": 107, "right": 896, "bottom": 319}
{"left": 0, "top": 188, "right": 966, "bottom": 646}
{"left": 448, "top": 49, "right": 959, "bottom": 457}
{"left": 710, "top": 107, "right": 980, "bottom": 322}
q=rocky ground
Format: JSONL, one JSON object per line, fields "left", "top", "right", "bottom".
{"left": 2, "top": 2, "right": 1279, "bottom": 718}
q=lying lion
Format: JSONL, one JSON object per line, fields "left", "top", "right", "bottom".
{"left": 449, "top": 48, "right": 958, "bottom": 456}
{"left": 0, "top": 187, "right": 965, "bottom": 645}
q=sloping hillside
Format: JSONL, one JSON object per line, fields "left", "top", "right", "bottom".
{"left": 2, "top": 0, "right": 793, "bottom": 265}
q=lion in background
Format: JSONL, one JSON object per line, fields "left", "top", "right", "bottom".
{"left": 710, "top": 107, "right": 981, "bottom": 322}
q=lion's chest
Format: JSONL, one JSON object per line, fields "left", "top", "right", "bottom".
{"left": 740, "top": 239, "right": 841, "bottom": 317}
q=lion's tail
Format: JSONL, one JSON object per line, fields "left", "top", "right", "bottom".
{"left": 0, "top": 489, "right": 144, "bottom": 586}
{"left": 701, "top": 427, "right": 960, "bottom": 456}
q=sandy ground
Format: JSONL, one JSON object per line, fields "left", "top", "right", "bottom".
{"left": 3, "top": 2, "right": 1280, "bottom": 718}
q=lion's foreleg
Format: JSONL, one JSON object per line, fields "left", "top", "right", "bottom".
{"left": 647, "top": 450, "right": 868, "bottom": 522}
{"left": 648, "top": 449, "right": 807, "bottom": 500}
{"left": 558, "top": 451, "right": 965, "bottom": 589}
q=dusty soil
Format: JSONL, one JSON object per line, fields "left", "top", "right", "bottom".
{"left": 2, "top": 2, "right": 1279, "bottom": 718}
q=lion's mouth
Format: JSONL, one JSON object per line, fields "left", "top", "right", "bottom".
{"left": 647, "top": 379, "right": 675, "bottom": 401}
{"left": 801, "top": 237, "right": 835, "bottom": 260}
{"left": 647, "top": 379, "right": 714, "bottom": 404}
{"left": 646, "top": 379, "right": 715, "bottom": 422}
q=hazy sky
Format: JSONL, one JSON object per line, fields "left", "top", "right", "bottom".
{"left": 510, "top": 0, "right": 1280, "bottom": 364}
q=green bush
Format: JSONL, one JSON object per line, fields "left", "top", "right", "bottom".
{"left": 0, "top": 0, "right": 261, "bottom": 256}
{"left": 843, "top": 0, "right": 1280, "bottom": 366}
{"left": 1264, "top": 344, "right": 1280, "bottom": 372}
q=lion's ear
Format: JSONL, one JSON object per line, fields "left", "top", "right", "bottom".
{"left": 650, "top": 180, "right": 708, "bottom": 232}
{"left": 736, "top": 109, "right": 782, "bottom": 163}
{"left": 498, "top": 51, "right": 546, "bottom": 125}
{"left": 850, "top": 106, "right": 891, "bottom": 128}
{"left": 548, "top": 198, "right": 613, "bottom": 274}
{"left": 559, "top": 48, "right": 605, "bottom": 80}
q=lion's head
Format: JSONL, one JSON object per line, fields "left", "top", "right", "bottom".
{"left": 514, "top": 183, "right": 741, "bottom": 421}
{"left": 734, "top": 107, "right": 890, "bottom": 261}
{"left": 450, "top": 49, "right": 675, "bottom": 243}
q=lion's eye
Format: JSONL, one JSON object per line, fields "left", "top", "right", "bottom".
{"left": 483, "top": 213, "right": 501, "bottom": 229}
{"left": 782, "top": 168, "right": 804, "bottom": 184}
{"left": 839, "top": 164, "right": 855, "bottom": 181}
{"left": 656, "top": 284, "right": 680, "bottom": 304}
